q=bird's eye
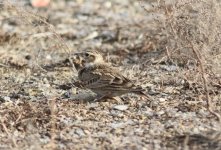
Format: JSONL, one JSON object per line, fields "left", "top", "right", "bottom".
{"left": 75, "top": 55, "right": 80, "bottom": 59}
{"left": 82, "top": 60, "right": 86, "bottom": 63}
{"left": 72, "top": 55, "right": 79, "bottom": 60}
{"left": 85, "top": 53, "right": 89, "bottom": 57}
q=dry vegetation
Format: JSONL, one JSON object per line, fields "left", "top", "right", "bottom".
{"left": 0, "top": 0, "right": 221, "bottom": 149}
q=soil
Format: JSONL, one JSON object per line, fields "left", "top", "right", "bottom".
{"left": 0, "top": 0, "right": 220, "bottom": 149}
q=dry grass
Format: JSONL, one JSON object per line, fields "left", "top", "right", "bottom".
{"left": 155, "top": 0, "right": 221, "bottom": 120}
{"left": 0, "top": 0, "right": 220, "bottom": 149}
{"left": 140, "top": 0, "right": 221, "bottom": 119}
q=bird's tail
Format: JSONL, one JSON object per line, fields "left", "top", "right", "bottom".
{"left": 131, "top": 86, "right": 149, "bottom": 99}
{"left": 133, "top": 91, "right": 149, "bottom": 99}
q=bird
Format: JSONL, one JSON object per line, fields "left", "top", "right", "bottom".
{"left": 71, "top": 50, "right": 149, "bottom": 101}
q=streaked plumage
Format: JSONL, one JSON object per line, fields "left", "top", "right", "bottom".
{"left": 72, "top": 50, "right": 148, "bottom": 101}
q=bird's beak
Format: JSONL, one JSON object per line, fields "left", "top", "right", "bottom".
{"left": 70, "top": 54, "right": 85, "bottom": 72}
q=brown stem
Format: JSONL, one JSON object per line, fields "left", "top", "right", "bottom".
{"left": 189, "top": 41, "right": 221, "bottom": 122}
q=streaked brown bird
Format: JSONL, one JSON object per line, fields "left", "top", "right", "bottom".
{"left": 71, "top": 50, "right": 149, "bottom": 101}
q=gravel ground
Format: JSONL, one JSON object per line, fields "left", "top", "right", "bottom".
{"left": 0, "top": 0, "right": 220, "bottom": 149}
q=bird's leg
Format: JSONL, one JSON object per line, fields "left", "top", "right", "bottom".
{"left": 73, "top": 80, "right": 85, "bottom": 88}
{"left": 93, "top": 95, "right": 109, "bottom": 102}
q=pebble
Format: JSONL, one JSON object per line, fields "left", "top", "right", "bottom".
{"left": 113, "top": 105, "right": 128, "bottom": 111}
{"left": 4, "top": 96, "right": 11, "bottom": 101}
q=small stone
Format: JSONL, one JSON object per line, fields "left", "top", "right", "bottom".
{"left": 113, "top": 105, "right": 128, "bottom": 111}
{"left": 157, "top": 110, "right": 165, "bottom": 116}
{"left": 159, "top": 98, "right": 166, "bottom": 102}
{"left": 31, "top": 0, "right": 51, "bottom": 8}
{"left": 75, "top": 128, "right": 85, "bottom": 137}
{"left": 160, "top": 65, "right": 178, "bottom": 71}
{"left": 4, "top": 96, "right": 10, "bottom": 101}
{"left": 104, "top": 1, "right": 112, "bottom": 8}
{"left": 164, "top": 87, "right": 174, "bottom": 93}
{"left": 46, "top": 55, "right": 52, "bottom": 60}
{"left": 109, "top": 122, "right": 125, "bottom": 128}
{"left": 86, "top": 103, "right": 98, "bottom": 109}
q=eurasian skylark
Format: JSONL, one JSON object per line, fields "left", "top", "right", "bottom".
{"left": 71, "top": 50, "right": 148, "bottom": 101}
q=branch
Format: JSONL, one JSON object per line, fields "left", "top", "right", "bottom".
{"left": 188, "top": 41, "right": 221, "bottom": 122}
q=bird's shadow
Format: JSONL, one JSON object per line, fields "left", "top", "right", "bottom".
{"left": 61, "top": 90, "right": 109, "bottom": 103}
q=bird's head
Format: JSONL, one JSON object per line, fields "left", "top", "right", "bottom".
{"left": 69, "top": 53, "right": 85, "bottom": 71}
{"left": 70, "top": 50, "right": 104, "bottom": 70}
{"left": 79, "top": 50, "right": 104, "bottom": 66}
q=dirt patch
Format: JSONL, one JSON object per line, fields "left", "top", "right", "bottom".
{"left": 0, "top": 0, "right": 220, "bottom": 149}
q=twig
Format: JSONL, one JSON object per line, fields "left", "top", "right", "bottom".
{"left": 47, "top": 98, "right": 57, "bottom": 149}
{"left": 165, "top": 46, "right": 173, "bottom": 63}
{"left": 0, "top": 63, "right": 9, "bottom": 68}
{"left": 4, "top": 1, "right": 71, "bottom": 55}
{"left": 0, "top": 118, "right": 18, "bottom": 149}
{"left": 183, "top": 135, "right": 189, "bottom": 150}
{"left": 188, "top": 41, "right": 221, "bottom": 122}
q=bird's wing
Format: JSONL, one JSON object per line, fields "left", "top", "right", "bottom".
{"left": 79, "top": 64, "right": 135, "bottom": 91}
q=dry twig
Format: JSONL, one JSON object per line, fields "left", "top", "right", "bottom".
{"left": 188, "top": 41, "right": 221, "bottom": 122}
{"left": 0, "top": 118, "right": 18, "bottom": 149}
